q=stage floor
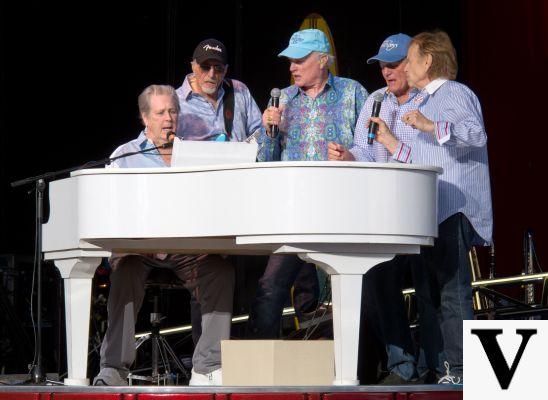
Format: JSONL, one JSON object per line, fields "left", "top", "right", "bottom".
{"left": 0, "top": 384, "right": 462, "bottom": 399}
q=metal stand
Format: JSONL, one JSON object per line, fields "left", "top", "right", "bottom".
{"left": 128, "top": 290, "right": 189, "bottom": 385}
{"left": 9, "top": 140, "right": 175, "bottom": 385}
{"left": 30, "top": 179, "right": 46, "bottom": 384}
{"left": 3, "top": 178, "right": 63, "bottom": 385}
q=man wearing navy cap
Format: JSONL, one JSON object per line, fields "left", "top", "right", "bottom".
{"left": 171, "top": 38, "right": 262, "bottom": 385}
{"left": 176, "top": 38, "right": 263, "bottom": 142}
{"left": 328, "top": 34, "right": 440, "bottom": 385}
{"left": 248, "top": 29, "right": 368, "bottom": 339}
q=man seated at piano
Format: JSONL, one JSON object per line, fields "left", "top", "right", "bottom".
{"left": 93, "top": 84, "right": 233, "bottom": 386}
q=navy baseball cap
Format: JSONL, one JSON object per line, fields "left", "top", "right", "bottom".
{"left": 193, "top": 39, "right": 228, "bottom": 65}
{"left": 367, "top": 33, "right": 412, "bottom": 64}
{"left": 278, "top": 29, "right": 331, "bottom": 59}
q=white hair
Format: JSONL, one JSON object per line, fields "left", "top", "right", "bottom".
{"left": 137, "top": 84, "right": 179, "bottom": 125}
{"left": 316, "top": 52, "right": 335, "bottom": 68}
{"left": 138, "top": 85, "right": 179, "bottom": 116}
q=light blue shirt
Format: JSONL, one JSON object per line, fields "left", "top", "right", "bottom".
{"left": 107, "top": 131, "right": 166, "bottom": 168}
{"left": 408, "top": 79, "right": 493, "bottom": 244}
{"left": 106, "top": 131, "right": 205, "bottom": 264}
{"left": 351, "top": 87, "right": 420, "bottom": 163}
{"left": 176, "top": 74, "right": 263, "bottom": 142}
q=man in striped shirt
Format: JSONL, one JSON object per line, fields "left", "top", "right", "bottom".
{"left": 373, "top": 31, "right": 493, "bottom": 385}
{"left": 329, "top": 34, "right": 433, "bottom": 385}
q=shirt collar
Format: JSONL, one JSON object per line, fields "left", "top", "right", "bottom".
{"left": 325, "top": 73, "right": 337, "bottom": 94}
{"left": 424, "top": 78, "right": 448, "bottom": 95}
{"left": 180, "top": 73, "right": 225, "bottom": 101}
{"left": 286, "top": 72, "right": 336, "bottom": 100}
{"left": 137, "top": 130, "right": 157, "bottom": 151}
{"left": 385, "top": 87, "right": 421, "bottom": 104}
{"left": 179, "top": 74, "right": 194, "bottom": 100}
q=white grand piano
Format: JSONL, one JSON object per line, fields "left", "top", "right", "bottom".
{"left": 42, "top": 161, "right": 441, "bottom": 386}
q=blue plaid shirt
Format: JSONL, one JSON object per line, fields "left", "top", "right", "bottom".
{"left": 176, "top": 74, "right": 263, "bottom": 142}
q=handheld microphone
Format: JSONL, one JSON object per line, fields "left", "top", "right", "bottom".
{"left": 367, "top": 93, "right": 384, "bottom": 144}
{"left": 270, "top": 88, "right": 281, "bottom": 137}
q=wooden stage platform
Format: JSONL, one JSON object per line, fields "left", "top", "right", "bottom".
{"left": 0, "top": 384, "right": 462, "bottom": 400}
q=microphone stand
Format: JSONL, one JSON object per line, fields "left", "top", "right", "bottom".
{"left": 10, "top": 141, "right": 173, "bottom": 385}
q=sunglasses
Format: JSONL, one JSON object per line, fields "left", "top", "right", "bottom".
{"left": 199, "top": 63, "right": 225, "bottom": 73}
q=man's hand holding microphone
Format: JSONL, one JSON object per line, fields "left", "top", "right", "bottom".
{"left": 263, "top": 88, "right": 283, "bottom": 138}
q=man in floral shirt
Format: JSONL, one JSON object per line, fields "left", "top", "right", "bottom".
{"left": 248, "top": 29, "right": 368, "bottom": 338}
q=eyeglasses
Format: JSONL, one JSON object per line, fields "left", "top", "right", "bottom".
{"left": 198, "top": 63, "right": 225, "bottom": 73}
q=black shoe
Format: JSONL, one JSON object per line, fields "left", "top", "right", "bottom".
{"left": 92, "top": 368, "right": 128, "bottom": 386}
{"left": 417, "top": 370, "right": 438, "bottom": 384}
{"left": 378, "top": 372, "right": 419, "bottom": 385}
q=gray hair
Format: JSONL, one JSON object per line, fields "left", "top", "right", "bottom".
{"left": 138, "top": 85, "right": 180, "bottom": 122}
{"left": 316, "top": 52, "right": 335, "bottom": 68}
{"left": 411, "top": 31, "right": 457, "bottom": 80}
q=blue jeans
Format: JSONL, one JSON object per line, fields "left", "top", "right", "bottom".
{"left": 361, "top": 256, "right": 417, "bottom": 380}
{"left": 411, "top": 212, "right": 475, "bottom": 378}
{"left": 247, "top": 254, "right": 319, "bottom": 338}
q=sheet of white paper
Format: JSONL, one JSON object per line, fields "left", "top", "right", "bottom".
{"left": 171, "top": 137, "right": 258, "bottom": 167}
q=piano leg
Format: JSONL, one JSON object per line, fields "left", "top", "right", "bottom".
{"left": 299, "top": 253, "right": 393, "bottom": 386}
{"left": 55, "top": 257, "right": 103, "bottom": 386}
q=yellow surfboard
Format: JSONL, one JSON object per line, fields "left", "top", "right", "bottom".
{"left": 291, "top": 13, "right": 339, "bottom": 84}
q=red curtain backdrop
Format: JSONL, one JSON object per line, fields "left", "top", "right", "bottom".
{"left": 462, "top": 0, "right": 548, "bottom": 278}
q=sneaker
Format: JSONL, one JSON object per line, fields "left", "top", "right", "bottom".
{"left": 437, "top": 361, "right": 462, "bottom": 385}
{"left": 189, "top": 368, "right": 222, "bottom": 386}
{"left": 379, "top": 372, "right": 419, "bottom": 385}
{"left": 93, "top": 367, "right": 128, "bottom": 386}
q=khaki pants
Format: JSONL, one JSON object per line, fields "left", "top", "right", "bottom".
{"left": 99, "top": 254, "right": 234, "bottom": 376}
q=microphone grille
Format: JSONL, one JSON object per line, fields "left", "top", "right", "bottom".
{"left": 270, "top": 88, "right": 281, "bottom": 98}
{"left": 374, "top": 92, "right": 384, "bottom": 102}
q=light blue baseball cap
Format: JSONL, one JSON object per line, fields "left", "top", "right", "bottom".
{"left": 367, "top": 33, "right": 412, "bottom": 64}
{"left": 278, "top": 29, "right": 331, "bottom": 59}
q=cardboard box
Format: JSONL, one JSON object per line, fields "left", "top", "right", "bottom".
{"left": 221, "top": 340, "right": 334, "bottom": 386}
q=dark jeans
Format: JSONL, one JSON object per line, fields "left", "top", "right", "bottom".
{"left": 247, "top": 254, "right": 319, "bottom": 338}
{"left": 360, "top": 256, "right": 417, "bottom": 380}
{"left": 411, "top": 212, "right": 475, "bottom": 378}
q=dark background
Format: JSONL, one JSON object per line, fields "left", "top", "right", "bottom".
{"left": 0, "top": 0, "right": 547, "bottom": 374}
